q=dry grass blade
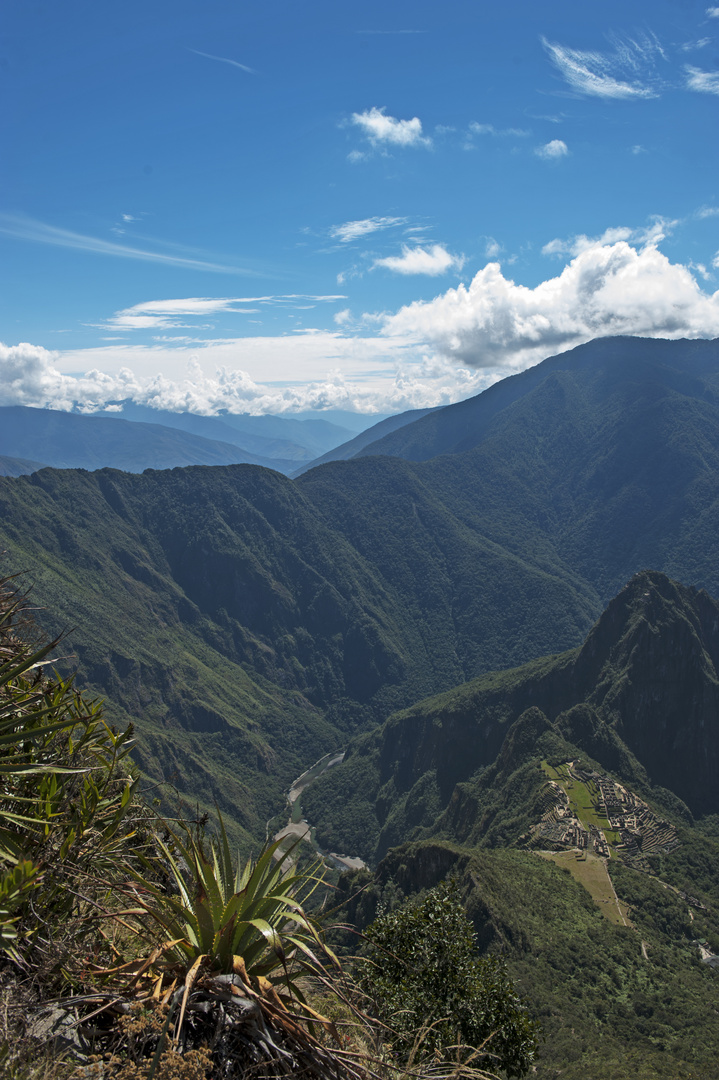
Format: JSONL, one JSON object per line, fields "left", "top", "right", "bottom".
{"left": 174, "top": 953, "right": 207, "bottom": 1043}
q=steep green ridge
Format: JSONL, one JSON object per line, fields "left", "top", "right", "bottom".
{"left": 303, "top": 571, "right": 719, "bottom": 862}
{"left": 307, "top": 336, "right": 719, "bottom": 607}
{"left": 314, "top": 566, "right": 719, "bottom": 1077}
{"left": 0, "top": 461, "right": 598, "bottom": 849}
{"left": 354, "top": 336, "right": 719, "bottom": 464}
{"left": 0, "top": 466, "right": 363, "bottom": 848}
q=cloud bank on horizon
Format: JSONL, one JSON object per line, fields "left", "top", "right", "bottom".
{"left": 4, "top": 239, "right": 718, "bottom": 416}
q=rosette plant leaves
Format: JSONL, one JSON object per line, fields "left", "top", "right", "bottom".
{"left": 132, "top": 816, "right": 337, "bottom": 997}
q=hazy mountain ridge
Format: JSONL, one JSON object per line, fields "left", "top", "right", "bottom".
{"left": 0, "top": 406, "right": 368, "bottom": 475}
{"left": 0, "top": 406, "right": 302, "bottom": 473}
{"left": 0, "top": 454, "right": 49, "bottom": 477}
{"left": 293, "top": 406, "right": 441, "bottom": 475}
{"left": 95, "top": 403, "right": 359, "bottom": 462}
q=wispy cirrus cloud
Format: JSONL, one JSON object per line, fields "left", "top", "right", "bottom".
{"left": 100, "top": 295, "right": 347, "bottom": 331}
{"left": 685, "top": 66, "right": 719, "bottom": 94}
{"left": 373, "top": 244, "right": 465, "bottom": 276}
{"left": 350, "top": 107, "right": 432, "bottom": 150}
{"left": 535, "top": 139, "right": 569, "bottom": 160}
{"left": 468, "top": 122, "right": 530, "bottom": 137}
{"left": 542, "top": 33, "right": 662, "bottom": 99}
{"left": 0, "top": 214, "right": 251, "bottom": 274}
{"left": 330, "top": 216, "right": 408, "bottom": 243}
{"left": 354, "top": 29, "right": 426, "bottom": 35}
{"left": 189, "top": 49, "right": 255, "bottom": 74}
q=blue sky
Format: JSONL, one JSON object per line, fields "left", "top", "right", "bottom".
{"left": 1, "top": 0, "right": 719, "bottom": 417}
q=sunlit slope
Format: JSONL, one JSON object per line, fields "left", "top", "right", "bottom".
{"left": 337, "top": 839, "right": 719, "bottom": 1080}
{"left": 0, "top": 462, "right": 592, "bottom": 843}
{"left": 0, "top": 465, "right": 368, "bottom": 847}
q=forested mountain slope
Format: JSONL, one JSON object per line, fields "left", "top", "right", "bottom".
{"left": 0, "top": 460, "right": 594, "bottom": 845}
{"left": 302, "top": 336, "right": 719, "bottom": 603}
{"left": 1, "top": 337, "right": 719, "bottom": 848}
{"left": 312, "top": 568, "right": 719, "bottom": 1078}
{"left": 353, "top": 336, "right": 719, "bottom": 463}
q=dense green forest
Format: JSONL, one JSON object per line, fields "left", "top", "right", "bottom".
{"left": 334, "top": 840, "right": 719, "bottom": 1080}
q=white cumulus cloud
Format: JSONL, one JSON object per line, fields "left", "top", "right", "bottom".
{"left": 0, "top": 335, "right": 496, "bottom": 418}
{"left": 381, "top": 241, "right": 719, "bottom": 368}
{"left": 350, "top": 107, "right": 432, "bottom": 148}
{"left": 535, "top": 139, "right": 569, "bottom": 160}
{"left": 541, "top": 219, "right": 675, "bottom": 257}
{"left": 0, "top": 342, "right": 143, "bottom": 411}
{"left": 373, "top": 244, "right": 465, "bottom": 276}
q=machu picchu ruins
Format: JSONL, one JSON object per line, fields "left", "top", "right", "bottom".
{"left": 529, "top": 760, "right": 680, "bottom": 870}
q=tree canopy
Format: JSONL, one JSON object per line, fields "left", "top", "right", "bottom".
{"left": 359, "top": 880, "right": 539, "bottom": 1078}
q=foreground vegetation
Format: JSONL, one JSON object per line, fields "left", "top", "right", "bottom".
{"left": 0, "top": 577, "right": 536, "bottom": 1079}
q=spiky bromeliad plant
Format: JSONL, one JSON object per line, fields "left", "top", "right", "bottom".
{"left": 85, "top": 822, "right": 359, "bottom": 1078}
{"left": 129, "top": 817, "right": 336, "bottom": 997}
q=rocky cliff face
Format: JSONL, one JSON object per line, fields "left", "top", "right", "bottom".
{"left": 576, "top": 571, "right": 719, "bottom": 815}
